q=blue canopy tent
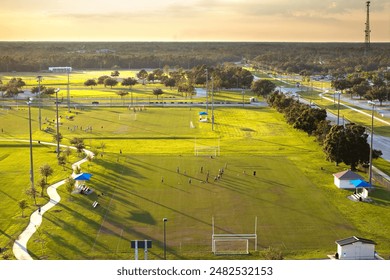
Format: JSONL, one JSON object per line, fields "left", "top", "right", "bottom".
{"left": 199, "top": 111, "right": 208, "bottom": 122}
{"left": 74, "top": 173, "right": 93, "bottom": 195}
{"left": 74, "top": 173, "right": 92, "bottom": 181}
{"left": 349, "top": 179, "right": 372, "bottom": 201}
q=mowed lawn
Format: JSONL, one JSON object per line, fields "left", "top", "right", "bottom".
{"left": 1, "top": 105, "right": 389, "bottom": 259}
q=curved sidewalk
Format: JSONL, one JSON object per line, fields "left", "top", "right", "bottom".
{"left": 5, "top": 139, "right": 93, "bottom": 260}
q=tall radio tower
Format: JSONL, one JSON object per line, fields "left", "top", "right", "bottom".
{"left": 364, "top": 1, "right": 371, "bottom": 54}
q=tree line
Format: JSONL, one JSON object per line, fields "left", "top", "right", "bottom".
{"left": 267, "top": 91, "right": 382, "bottom": 171}
{"left": 0, "top": 42, "right": 388, "bottom": 74}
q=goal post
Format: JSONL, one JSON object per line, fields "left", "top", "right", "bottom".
{"left": 211, "top": 217, "right": 258, "bottom": 255}
{"left": 194, "top": 138, "right": 220, "bottom": 157}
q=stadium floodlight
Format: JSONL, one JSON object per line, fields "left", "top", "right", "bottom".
{"left": 55, "top": 88, "right": 60, "bottom": 157}
{"left": 27, "top": 98, "right": 36, "bottom": 205}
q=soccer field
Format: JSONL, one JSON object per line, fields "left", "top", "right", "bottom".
{"left": 1, "top": 106, "right": 389, "bottom": 259}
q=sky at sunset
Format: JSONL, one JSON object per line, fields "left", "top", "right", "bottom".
{"left": 0, "top": 0, "right": 389, "bottom": 42}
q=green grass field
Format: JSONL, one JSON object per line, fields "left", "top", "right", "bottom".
{"left": 1, "top": 104, "right": 389, "bottom": 260}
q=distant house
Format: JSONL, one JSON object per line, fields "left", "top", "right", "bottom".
{"left": 96, "top": 49, "right": 115, "bottom": 54}
{"left": 333, "top": 170, "right": 363, "bottom": 189}
{"left": 48, "top": 67, "right": 72, "bottom": 73}
{"left": 335, "top": 236, "right": 376, "bottom": 260}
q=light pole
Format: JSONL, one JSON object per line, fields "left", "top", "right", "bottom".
{"left": 67, "top": 68, "right": 70, "bottom": 112}
{"left": 368, "top": 101, "right": 375, "bottom": 186}
{"left": 242, "top": 90, "right": 245, "bottom": 107}
{"left": 211, "top": 77, "right": 215, "bottom": 131}
{"left": 205, "top": 69, "right": 209, "bottom": 114}
{"left": 163, "top": 218, "right": 168, "bottom": 260}
{"left": 37, "top": 75, "right": 43, "bottom": 130}
{"left": 55, "top": 88, "right": 60, "bottom": 157}
{"left": 27, "top": 98, "right": 37, "bottom": 205}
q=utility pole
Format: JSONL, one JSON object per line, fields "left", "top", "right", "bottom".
{"left": 364, "top": 1, "right": 371, "bottom": 55}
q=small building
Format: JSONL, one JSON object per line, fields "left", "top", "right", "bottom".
{"left": 335, "top": 236, "right": 376, "bottom": 260}
{"left": 333, "top": 170, "right": 363, "bottom": 189}
{"left": 48, "top": 66, "right": 72, "bottom": 73}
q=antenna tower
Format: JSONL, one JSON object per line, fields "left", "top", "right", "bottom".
{"left": 364, "top": 1, "right": 371, "bottom": 54}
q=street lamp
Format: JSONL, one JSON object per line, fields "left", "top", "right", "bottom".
{"left": 27, "top": 98, "right": 37, "bottom": 205}
{"left": 368, "top": 101, "right": 376, "bottom": 186}
{"left": 163, "top": 218, "right": 168, "bottom": 260}
{"left": 55, "top": 88, "right": 60, "bottom": 157}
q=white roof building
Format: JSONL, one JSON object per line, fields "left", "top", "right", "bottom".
{"left": 335, "top": 236, "right": 377, "bottom": 260}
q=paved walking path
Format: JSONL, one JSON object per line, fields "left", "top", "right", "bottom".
{"left": 0, "top": 139, "right": 94, "bottom": 260}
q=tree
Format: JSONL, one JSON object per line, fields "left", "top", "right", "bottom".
{"left": 111, "top": 70, "right": 120, "bottom": 77}
{"left": 2, "top": 77, "right": 26, "bottom": 97}
{"left": 65, "top": 177, "right": 76, "bottom": 196}
{"left": 84, "top": 79, "right": 97, "bottom": 89}
{"left": 97, "top": 75, "right": 110, "bottom": 85}
{"left": 40, "top": 164, "right": 54, "bottom": 184}
{"left": 366, "top": 86, "right": 388, "bottom": 106}
{"left": 42, "top": 87, "right": 56, "bottom": 95}
{"left": 323, "top": 124, "right": 377, "bottom": 170}
{"left": 163, "top": 78, "right": 176, "bottom": 89}
{"left": 25, "top": 187, "right": 37, "bottom": 205}
{"left": 31, "top": 85, "right": 46, "bottom": 94}
{"left": 293, "top": 107, "right": 327, "bottom": 135}
{"left": 63, "top": 147, "right": 72, "bottom": 158}
{"left": 350, "top": 80, "right": 371, "bottom": 100}
{"left": 18, "top": 199, "right": 28, "bottom": 218}
{"left": 58, "top": 155, "right": 67, "bottom": 170}
{"left": 37, "top": 177, "right": 48, "bottom": 197}
{"left": 331, "top": 78, "right": 351, "bottom": 93}
{"left": 152, "top": 88, "right": 164, "bottom": 99}
{"left": 70, "top": 137, "right": 85, "bottom": 154}
{"left": 121, "top": 77, "right": 137, "bottom": 89}
{"left": 251, "top": 80, "right": 276, "bottom": 97}
{"left": 137, "top": 69, "right": 148, "bottom": 85}
{"left": 116, "top": 90, "right": 129, "bottom": 104}
{"left": 104, "top": 78, "right": 118, "bottom": 88}
{"left": 147, "top": 73, "right": 156, "bottom": 83}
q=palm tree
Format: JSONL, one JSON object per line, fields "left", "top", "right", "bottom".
{"left": 37, "top": 177, "right": 48, "bottom": 197}
{"left": 40, "top": 164, "right": 53, "bottom": 184}
{"left": 18, "top": 199, "right": 28, "bottom": 217}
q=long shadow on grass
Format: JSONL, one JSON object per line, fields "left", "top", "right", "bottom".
{"left": 209, "top": 174, "right": 353, "bottom": 229}
{"left": 99, "top": 219, "right": 185, "bottom": 260}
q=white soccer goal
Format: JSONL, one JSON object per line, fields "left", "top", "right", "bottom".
{"left": 195, "top": 145, "right": 218, "bottom": 157}
{"left": 194, "top": 138, "right": 220, "bottom": 157}
{"left": 212, "top": 236, "right": 251, "bottom": 255}
{"left": 211, "top": 217, "right": 258, "bottom": 255}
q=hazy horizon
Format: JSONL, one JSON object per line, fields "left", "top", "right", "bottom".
{"left": 0, "top": 0, "right": 389, "bottom": 42}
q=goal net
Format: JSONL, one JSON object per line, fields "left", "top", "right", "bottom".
{"left": 212, "top": 236, "right": 250, "bottom": 255}
{"left": 194, "top": 145, "right": 219, "bottom": 157}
